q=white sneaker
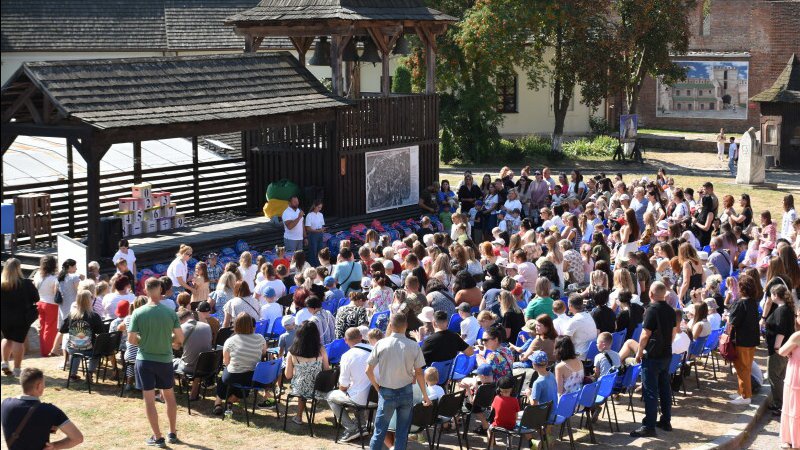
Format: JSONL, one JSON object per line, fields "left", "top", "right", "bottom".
{"left": 730, "top": 397, "right": 751, "bottom": 406}
{"left": 729, "top": 393, "right": 741, "bottom": 400}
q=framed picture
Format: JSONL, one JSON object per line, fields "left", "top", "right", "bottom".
{"left": 656, "top": 60, "right": 749, "bottom": 119}
{"left": 365, "top": 146, "right": 420, "bottom": 213}
{"left": 619, "top": 114, "right": 638, "bottom": 142}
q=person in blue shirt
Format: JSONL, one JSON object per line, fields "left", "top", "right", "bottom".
{"left": 527, "top": 351, "right": 558, "bottom": 422}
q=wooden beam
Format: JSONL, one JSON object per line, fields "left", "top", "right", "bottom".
{"left": 42, "top": 95, "right": 51, "bottom": 124}
{"left": 133, "top": 141, "right": 142, "bottom": 184}
{"left": 66, "top": 138, "right": 76, "bottom": 236}
{"left": 1, "top": 84, "right": 37, "bottom": 122}
{"left": 367, "top": 26, "right": 402, "bottom": 96}
{"left": 416, "top": 26, "right": 440, "bottom": 94}
{"left": 23, "top": 98, "right": 43, "bottom": 124}
{"left": 192, "top": 136, "right": 200, "bottom": 216}
{"left": 1, "top": 123, "right": 92, "bottom": 139}
{"left": 290, "top": 36, "right": 315, "bottom": 66}
{"left": 1, "top": 133, "right": 17, "bottom": 157}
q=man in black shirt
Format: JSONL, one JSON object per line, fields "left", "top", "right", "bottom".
{"left": 590, "top": 289, "right": 616, "bottom": 334}
{"left": 631, "top": 281, "right": 677, "bottom": 438}
{"left": 1, "top": 368, "right": 83, "bottom": 450}
{"left": 421, "top": 311, "right": 474, "bottom": 366}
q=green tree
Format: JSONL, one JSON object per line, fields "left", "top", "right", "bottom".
{"left": 391, "top": 65, "right": 412, "bottom": 94}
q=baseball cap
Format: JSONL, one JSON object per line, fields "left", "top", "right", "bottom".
{"left": 115, "top": 300, "right": 130, "bottom": 318}
{"left": 655, "top": 229, "right": 670, "bottom": 238}
{"left": 506, "top": 262, "right": 518, "bottom": 271}
{"left": 492, "top": 239, "right": 506, "bottom": 246}
{"left": 495, "top": 257, "right": 508, "bottom": 268}
{"left": 196, "top": 301, "right": 212, "bottom": 313}
{"left": 698, "top": 251, "right": 709, "bottom": 261}
{"left": 736, "top": 238, "right": 745, "bottom": 245}
{"left": 620, "top": 194, "right": 630, "bottom": 201}
{"left": 264, "top": 287, "right": 276, "bottom": 298}
{"left": 281, "top": 315, "right": 295, "bottom": 328}
{"left": 456, "top": 302, "right": 472, "bottom": 313}
{"left": 476, "top": 364, "right": 493, "bottom": 376}
{"left": 497, "top": 210, "right": 506, "bottom": 216}
{"left": 324, "top": 276, "right": 336, "bottom": 287}
{"left": 530, "top": 350, "right": 549, "bottom": 366}
{"left": 475, "top": 200, "right": 484, "bottom": 207}
{"left": 361, "top": 277, "right": 372, "bottom": 289}
{"left": 206, "top": 252, "right": 218, "bottom": 259}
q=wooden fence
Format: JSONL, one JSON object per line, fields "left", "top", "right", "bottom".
{"left": 3, "top": 157, "right": 247, "bottom": 244}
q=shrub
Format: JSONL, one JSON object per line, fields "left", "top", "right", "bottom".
{"left": 562, "top": 135, "right": 617, "bottom": 157}
{"left": 589, "top": 116, "right": 614, "bottom": 136}
{"left": 517, "top": 135, "right": 552, "bottom": 159}
{"left": 392, "top": 66, "right": 412, "bottom": 94}
{"left": 495, "top": 139, "right": 524, "bottom": 163}
{"left": 440, "top": 129, "right": 458, "bottom": 164}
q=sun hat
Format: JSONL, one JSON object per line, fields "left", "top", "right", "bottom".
{"left": 418, "top": 306, "right": 435, "bottom": 323}
{"left": 655, "top": 229, "right": 670, "bottom": 238}
{"left": 522, "top": 319, "right": 538, "bottom": 334}
{"left": 361, "top": 277, "right": 373, "bottom": 289}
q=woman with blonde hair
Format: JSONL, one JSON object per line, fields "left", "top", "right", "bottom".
{"left": 498, "top": 290, "right": 525, "bottom": 341}
{"left": 432, "top": 253, "right": 453, "bottom": 288}
{"left": 678, "top": 242, "right": 705, "bottom": 304}
{"left": 61, "top": 290, "right": 103, "bottom": 380}
{"left": 545, "top": 235, "right": 564, "bottom": 291}
{"left": 639, "top": 211, "right": 657, "bottom": 246}
{"left": 167, "top": 244, "right": 194, "bottom": 296}
{"left": 1, "top": 258, "right": 39, "bottom": 376}
{"left": 609, "top": 268, "right": 640, "bottom": 311}
{"left": 581, "top": 270, "right": 608, "bottom": 299}
{"left": 210, "top": 271, "right": 237, "bottom": 322}
{"left": 238, "top": 251, "right": 258, "bottom": 293}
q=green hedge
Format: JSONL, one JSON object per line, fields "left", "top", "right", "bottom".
{"left": 562, "top": 135, "right": 617, "bottom": 157}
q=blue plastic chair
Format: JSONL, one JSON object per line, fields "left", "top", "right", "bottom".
{"left": 686, "top": 335, "right": 709, "bottom": 390}
{"left": 448, "top": 314, "right": 463, "bottom": 333}
{"left": 701, "top": 328, "right": 724, "bottom": 380}
{"left": 451, "top": 354, "right": 477, "bottom": 383}
{"left": 584, "top": 340, "right": 600, "bottom": 362}
{"left": 702, "top": 245, "right": 711, "bottom": 254}
{"left": 470, "top": 306, "right": 480, "bottom": 315}
{"left": 225, "top": 359, "right": 283, "bottom": 426}
{"left": 369, "top": 310, "right": 391, "bottom": 331}
{"left": 638, "top": 244, "right": 650, "bottom": 254}
{"left": 476, "top": 327, "right": 484, "bottom": 342}
{"left": 549, "top": 390, "right": 580, "bottom": 449}
{"left": 610, "top": 330, "right": 627, "bottom": 353}
{"left": 631, "top": 323, "right": 644, "bottom": 342}
{"left": 325, "top": 338, "right": 350, "bottom": 366}
{"left": 615, "top": 363, "right": 642, "bottom": 423}
{"left": 322, "top": 299, "right": 338, "bottom": 316}
{"left": 337, "top": 297, "right": 351, "bottom": 310}
{"left": 576, "top": 382, "right": 600, "bottom": 443}
{"left": 254, "top": 319, "right": 270, "bottom": 337}
{"left": 594, "top": 372, "right": 620, "bottom": 432}
{"left": 431, "top": 358, "right": 456, "bottom": 387}
{"left": 668, "top": 353, "right": 685, "bottom": 404}
{"left": 265, "top": 316, "right": 288, "bottom": 344}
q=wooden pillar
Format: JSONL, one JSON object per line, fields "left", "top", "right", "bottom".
{"left": 192, "top": 136, "right": 200, "bottom": 216}
{"left": 425, "top": 36, "right": 436, "bottom": 94}
{"left": 133, "top": 141, "right": 142, "bottom": 184}
{"left": 79, "top": 138, "right": 110, "bottom": 260}
{"left": 66, "top": 139, "right": 75, "bottom": 236}
{"left": 381, "top": 51, "right": 391, "bottom": 96}
{"left": 290, "top": 37, "right": 314, "bottom": 67}
{"left": 330, "top": 35, "right": 342, "bottom": 96}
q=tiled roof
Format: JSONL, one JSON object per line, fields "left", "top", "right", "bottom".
{"left": 751, "top": 54, "right": 800, "bottom": 103}
{"left": 0, "top": 0, "right": 290, "bottom": 52}
{"left": 7, "top": 53, "right": 350, "bottom": 130}
{"left": 226, "top": 0, "right": 457, "bottom": 23}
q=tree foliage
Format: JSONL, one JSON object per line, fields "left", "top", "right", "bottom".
{"left": 391, "top": 64, "right": 413, "bottom": 94}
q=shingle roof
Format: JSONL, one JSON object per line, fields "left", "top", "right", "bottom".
{"left": 7, "top": 53, "right": 350, "bottom": 130}
{"left": 226, "top": 0, "right": 457, "bottom": 24}
{"left": 751, "top": 54, "right": 800, "bottom": 104}
{"left": 0, "top": 0, "right": 289, "bottom": 52}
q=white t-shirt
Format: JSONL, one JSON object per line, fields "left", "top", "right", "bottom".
{"left": 34, "top": 273, "right": 58, "bottom": 304}
{"left": 160, "top": 298, "right": 177, "bottom": 312}
{"left": 553, "top": 313, "right": 570, "bottom": 336}
{"left": 239, "top": 265, "right": 258, "bottom": 293}
{"left": 781, "top": 208, "right": 797, "bottom": 240}
{"left": 166, "top": 257, "right": 188, "bottom": 288}
{"left": 102, "top": 292, "right": 136, "bottom": 319}
{"left": 282, "top": 207, "right": 304, "bottom": 241}
{"left": 503, "top": 199, "right": 522, "bottom": 213}
{"left": 427, "top": 384, "right": 446, "bottom": 401}
{"left": 339, "top": 343, "right": 374, "bottom": 405}
{"left": 305, "top": 211, "right": 325, "bottom": 232}
{"left": 564, "top": 312, "right": 598, "bottom": 358}
{"left": 254, "top": 279, "right": 287, "bottom": 300}
{"left": 260, "top": 301, "right": 283, "bottom": 325}
{"left": 673, "top": 331, "right": 690, "bottom": 355}
{"left": 112, "top": 249, "right": 136, "bottom": 270}
{"left": 460, "top": 316, "right": 480, "bottom": 345}
{"left": 295, "top": 308, "right": 313, "bottom": 325}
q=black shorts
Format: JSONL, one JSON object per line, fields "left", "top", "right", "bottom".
{"left": 135, "top": 360, "right": 174, "bottom": 391}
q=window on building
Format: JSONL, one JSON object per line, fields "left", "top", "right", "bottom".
{"left": 688, "top": 104, "right": 693, "bottom": 110}
{"left": 700, "top": 104, "right": 705, "bottom": 110}
{"left": 677, "top": 104, "right": 682, "bottom": 110}
{"left": 766, "top": 124, "right": 778, "bottom": 144}
{"left": 709, "top": 102, "right": 715, "bottom": 110}
{"left": 497, "top": 75, "right": 518, "bottom": 113}
{"left": 675, "top": 89, "right": 681, "bottom": 96}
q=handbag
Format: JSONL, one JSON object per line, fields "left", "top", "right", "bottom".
{"left": 718, "top": 332, "right": 737, "bottom": 362}
{"left": 54, "top": 289, "right": 64, "bottom": 305}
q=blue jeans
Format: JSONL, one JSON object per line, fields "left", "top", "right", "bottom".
{"left": 641, "top": 356, "right": 672, "bottom": 429}
{"left": 370, "top": 384, "right": 413, "bottom": 450}
{"left": 307, "top": 232, "right": 323, "bottom": 267}
{"left": 284, "top": 239, "right": 303, "bottom": 253}
{"left": 729, "top": 158, "right": 737, "bottom": 177}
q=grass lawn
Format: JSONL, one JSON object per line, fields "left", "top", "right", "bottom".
{"left": 638, "top": 128, "right": 713, "bottom": 138}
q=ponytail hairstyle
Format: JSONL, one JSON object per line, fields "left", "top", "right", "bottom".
{"left": 58, "top": 259, "right": 77, "bottom": 282}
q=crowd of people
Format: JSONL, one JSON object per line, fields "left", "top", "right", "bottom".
{"left": 2, "top": 165, "right": 800, "bottom": 449}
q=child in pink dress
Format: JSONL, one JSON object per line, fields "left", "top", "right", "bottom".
{"left": 779, "top": 330, "right": 800, "bottom": 449}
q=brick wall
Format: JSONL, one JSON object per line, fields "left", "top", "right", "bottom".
{"left": 637, "top": 0, "right": 800, "bottom": 133}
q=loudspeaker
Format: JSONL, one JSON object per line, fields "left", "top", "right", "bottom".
{"left": 99, "top": 217, "right": 123, "bottom": 257}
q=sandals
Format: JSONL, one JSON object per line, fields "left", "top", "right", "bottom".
{"left": 213, "top": 404, "right": 225, "bottom": 416}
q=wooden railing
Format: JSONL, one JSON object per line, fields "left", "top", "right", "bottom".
{"left": 3, "top": 157, "right": 247, "bottom": 244}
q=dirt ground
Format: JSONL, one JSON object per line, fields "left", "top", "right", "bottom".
{"left": 0, "top": 348, "right": 774, "bottom": 450}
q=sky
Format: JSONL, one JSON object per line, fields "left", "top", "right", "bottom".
{"left": 677, "top": 60, "right": 749, "bottom": 80}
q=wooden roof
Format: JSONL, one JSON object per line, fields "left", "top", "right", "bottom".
{"left": 0, "top": 0, "right": 290, "bottom": 52}
{"left": 225, "top": 0, "right": 456, "bottom": 25}
{"left": 1, "top": 52, "right": 350, "bottom": 132}
{"left": 751, "top": 54, "right": 800, "bottom": 104}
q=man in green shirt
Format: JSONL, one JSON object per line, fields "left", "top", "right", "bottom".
{"left": 128, "top": 278, "right": 183, "bottom": 448}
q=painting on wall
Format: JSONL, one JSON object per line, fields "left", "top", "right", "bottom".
{"left": 656, "top": 60, "right": 749, "bottom": 119}
{"left": 365, "top": 146, "right": 419, "bottom": 213}
{"left": 620, "top": 114, "right": 638, "bottom": 142}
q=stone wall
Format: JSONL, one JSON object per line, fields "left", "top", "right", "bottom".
{"left": 637, "top": 0, "right": 800, "bottom": 133}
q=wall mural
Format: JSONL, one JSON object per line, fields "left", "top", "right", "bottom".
{"left": 656, "top": 60, "right": 749, "bottom": 120}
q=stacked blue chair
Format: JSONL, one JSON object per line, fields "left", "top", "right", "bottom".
{"left": 594, "top": 372, "right": 620, "bottom": 432}
{"left": 549, "top": 390, "right": 580, "bottom": 450}
{"left": 701, "top": 328, "right": 724, "bottom": 380}
{"left": 576, "top": 382, "right": 600, "bottom": 444}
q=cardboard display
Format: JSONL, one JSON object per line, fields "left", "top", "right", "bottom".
{"left": 130, "top": 222, "right": 143, "bottom": 236}
{"left": 173, "top": 214, "right": 185, "bottom": 228}
{"left": 118, "top": 197, "right": 142, "bottom": 212}
{"left": 153, "top": 192, "right": 171, "bottom": 206}
{"left": 143, "top": 220, "right": 158, "bottom": 234}
{"left": 132, "top": 183, "right": 152, "bottom": 199}
{"left": 157, "top": 218, "right": 172, "bottom": 231}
